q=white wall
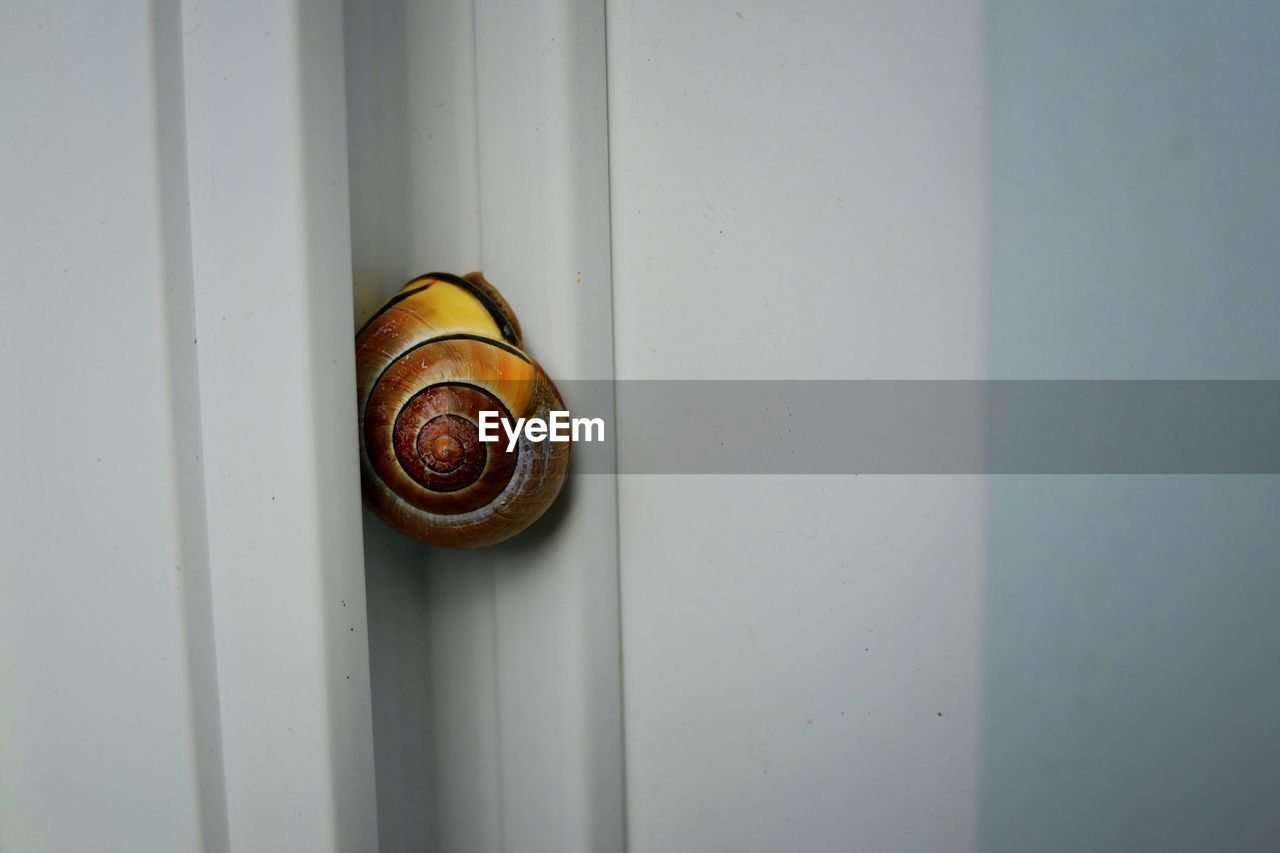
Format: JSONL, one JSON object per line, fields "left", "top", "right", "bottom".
{"left": 1, "top": 3, "right": 215, "bottom": 848}
{"left": 180, "top": 1, "right": 378, "bottom": 849}
{"left": 2, "top": 2, "right": 378, "bottom": 851}
{"left": 608, "top": 2, "right": 1280, "bottom": 852}
{"left": 607, "top": 2, "right": 988, "bottom": 851}
{"left": 981, "top": 2, "right": 1280, "bottom": 850}
{"left": 5, "top": 2, "right": 1277, "bottom": 852}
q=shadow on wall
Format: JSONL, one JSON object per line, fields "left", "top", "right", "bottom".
{"left": 981, "top": 2, "right": 1280, "bottom": 851}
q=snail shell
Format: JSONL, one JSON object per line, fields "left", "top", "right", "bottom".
{"left": 356, "top": 272, "right": 569, "bottom": 548}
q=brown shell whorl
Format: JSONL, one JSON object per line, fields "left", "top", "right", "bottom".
{"left": 356, "top": 272, "right": 569, "bottom": 548}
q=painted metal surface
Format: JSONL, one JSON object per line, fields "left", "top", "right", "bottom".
{"left": 181, "top": 1, "right": 378, "bottom": 849}
{"left": 606, "top": 2, "right": 988, "bottom": 851}
{"left": 981, "top": 3, "right": 1280, "bottom": 850}
{"left": 2, "top": 2, "right": 377, "bottom": 850}
{"left": 5, "top": 2, "right": 1276, "bottom": 852}
{"left": 607, "top": 3, "right": 1280, "bottom": 853}
{"left": 344, "top": 1, "right": 624, "bottom": 851}
{"left": 1, "top": 3, "right": 215, "bottom": 849}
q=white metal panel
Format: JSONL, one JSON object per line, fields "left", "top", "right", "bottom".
{"left": 344, "top": 1, "right": 625, "bottom": 851}
{"left": 606, "top": 2, "right": 987, "bottom": 852}
{"left": 981, "top": 2, "right": 1280, "bottom": 850}
{"left": 0, "top": 2, "right": 219, "bottom": 850}
{"left": 9, "top": 3, "right": 1274, "bottom": 853}
{"left": 3, "top": 0, "right": 380, "bottom": 849}
{"left": 607, "top": 0, "right": 986, "bottom": 383}
{"left": 180, "top": 1, "right": 378, "bottom": 850}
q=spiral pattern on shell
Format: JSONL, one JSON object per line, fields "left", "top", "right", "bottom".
{"left": 356, "top": 272, "right": 569, "bottom": 548}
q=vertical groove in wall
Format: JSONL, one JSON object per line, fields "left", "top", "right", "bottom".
{"left": 473, "top": 0, "right": 627, "bottom": 850}
{"left": 466, "top": 3, "right": 511, "bottom": 850}
{"left": 468, "top": 0, "right": 488, "bottom": 273}
{"left": 348, "top": 0, "right": 626, "bottom": 849}
{"left": 150, "top": 1, "right": 229, "bottom": 848}
{"left": 469, "top": 0, "right": 517, "bottom": 847}
{"left": 347, "top": 0, "right": 505, "bottom": 850}
{"left": 292, "top": 3, "right": 382, "bottom": 850}
{"left": 599, "top": 0, "right": 633, "bottom": 845}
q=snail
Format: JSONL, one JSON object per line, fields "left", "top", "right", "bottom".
{"left": 356, "top": 272, "right": 569, "bottom": 548}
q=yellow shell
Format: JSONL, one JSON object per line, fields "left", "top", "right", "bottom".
{"left": 356, "top": 272, "right": 569, "bottom": 548}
